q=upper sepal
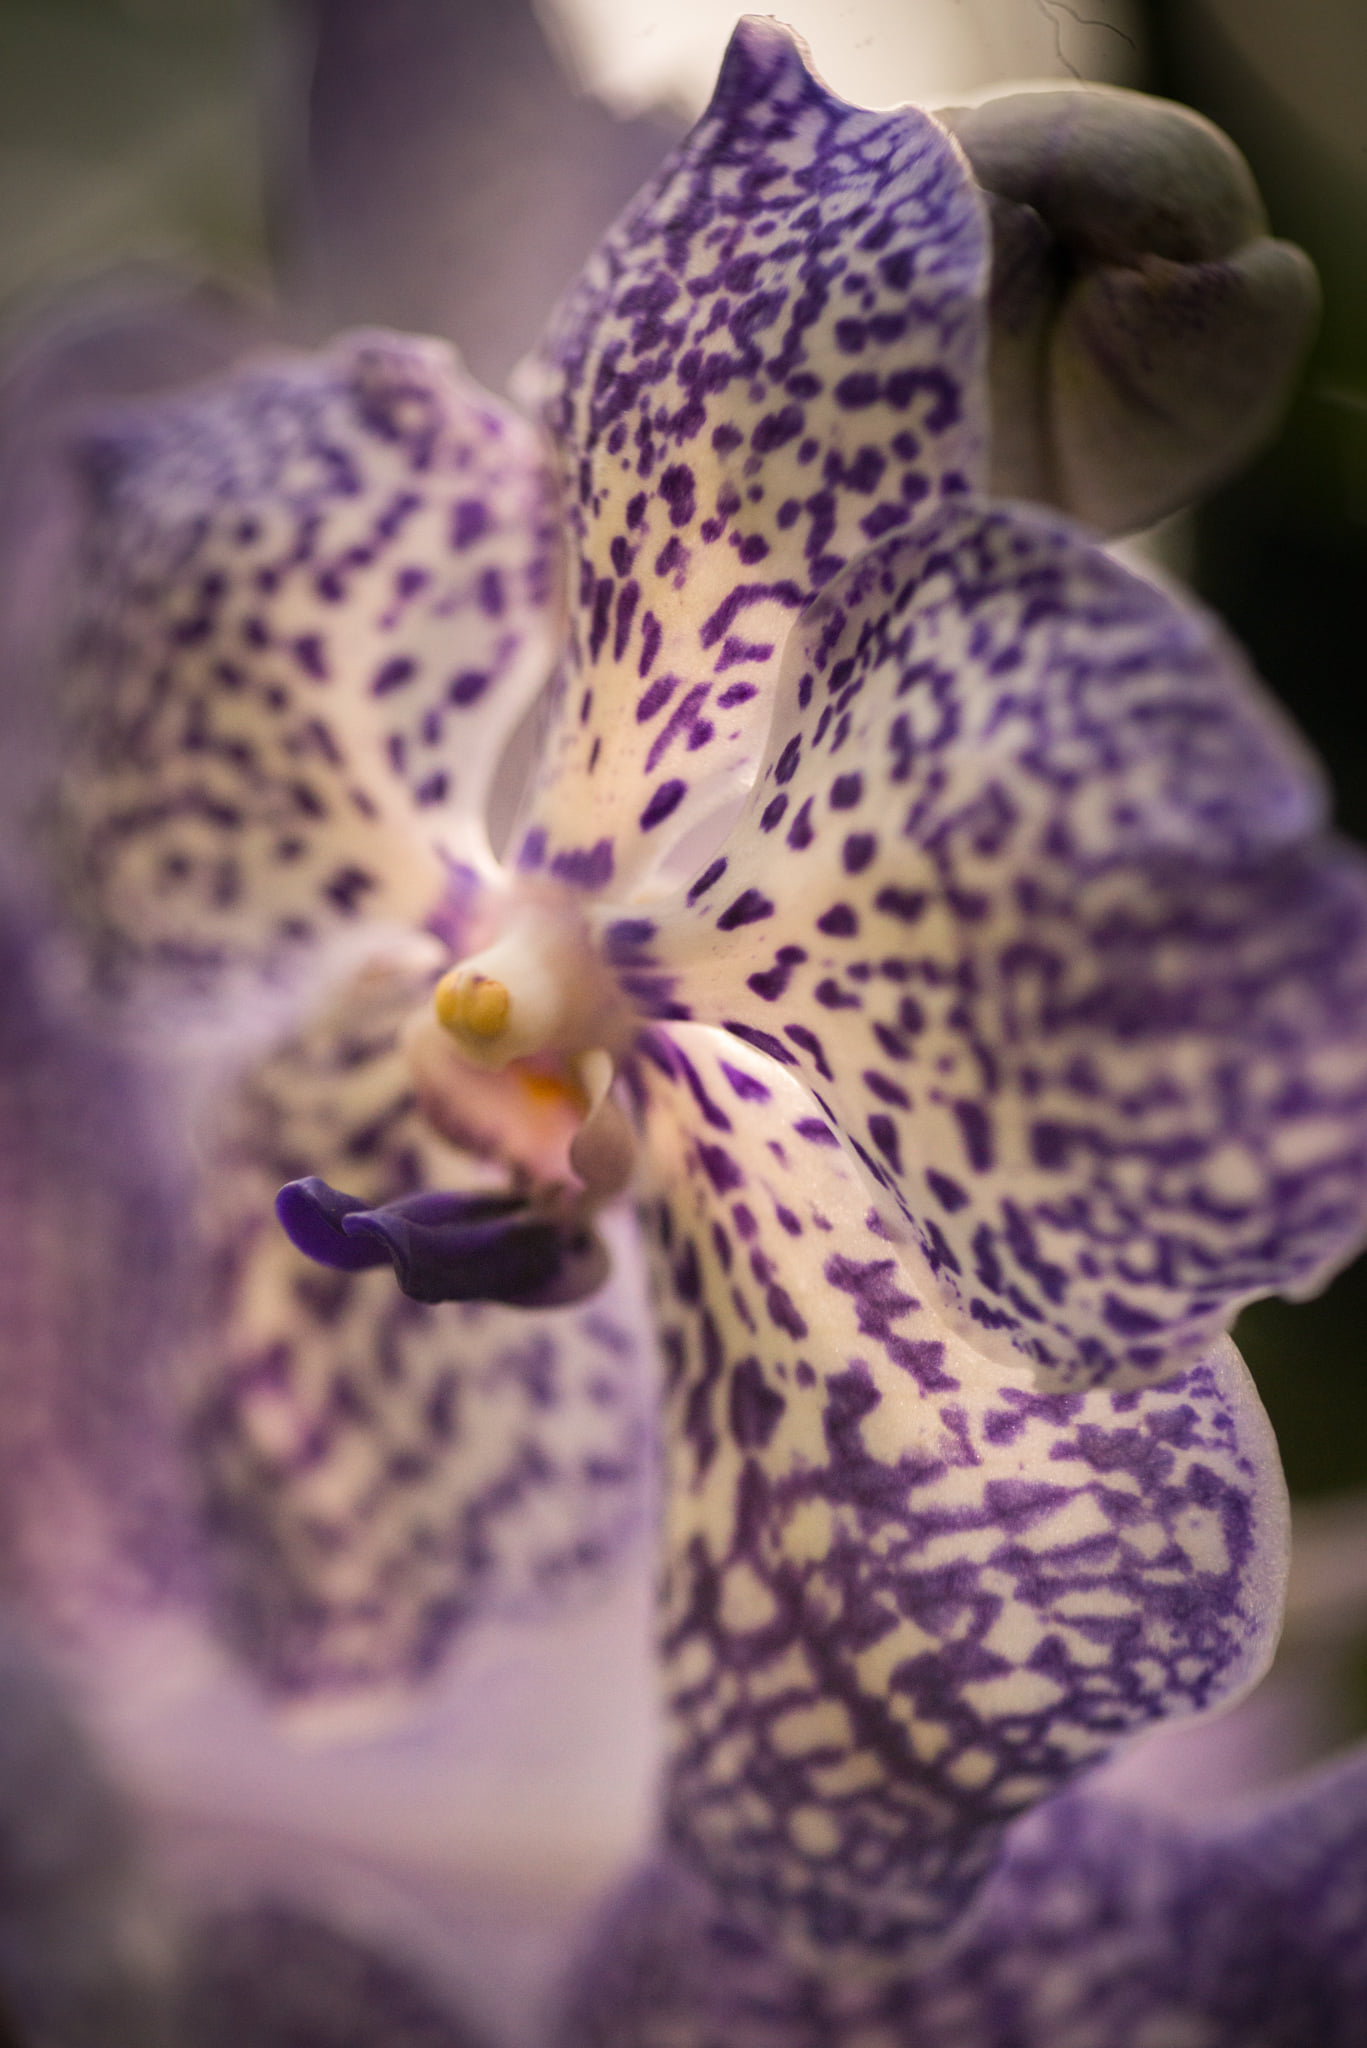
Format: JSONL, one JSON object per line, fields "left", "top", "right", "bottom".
{"left": 516, "top": 14, "right": 990, "bottom": 897}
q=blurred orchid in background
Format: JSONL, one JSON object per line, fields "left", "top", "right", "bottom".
{"left": 3, "top": 4, "right": 1367, "bottom": 2046}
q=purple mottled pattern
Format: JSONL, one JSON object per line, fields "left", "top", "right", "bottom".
{"left": 518, "top": 16, "right": 989, "bottom": 894}
{"left": 52, "top": 330, "right": 558, "bottom": 998}
{"left": 188, "top": 958, "right": 652, "bottom": 1697}
{"left": 631, "top": 1024, "right": 1285, "bottom": 1963}
{"left": 645, "top": 504, "right": 1367, "bottom": 1391}
{"left": 560, "top": 1747, "right": 1367, "bottom": 2047}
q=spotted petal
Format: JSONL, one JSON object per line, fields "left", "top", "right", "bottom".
{"left": 515, "top": 15, "right": 988, "bottom": 896}
{"left": 51, "top": 330, "right": 559, "bottom": 1004}
{"left": 186, "top": 955, "right": 653, "bottom": 1699}
{"left": 632, "top": 1023, "right": 1286, "bottom": 1965}
{"left": 639, "top": 502, "right": 1367, "bottom": 1390}
{"left": 562, "top": 1750, "right": 1367, "bottom": 2047}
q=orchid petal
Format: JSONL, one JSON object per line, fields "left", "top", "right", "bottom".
{"left": 181, "top": 1901, "right": 494, "bottom": 2046}
{"left": 941, "top": 89, "right": 1320, "bottom": 536}
{"left": 641, "top": 502, "right": 1367, "bottom": 1390}
{"left": 52, "top": 330, "right": 558, "bottom": 1003}
{"left": 0, "top": 1623, "right": 173, "bottom": 2048}
{"left": 188, "top": 959, "right": 653, "bottom": 1699}
{"left": 562, "top": 1749, "right": 1367, "bottom": 2047}
{"left": 515, "top": 15, "right": 989, "bottom": 896}
{"left": 632, "top": 1024, "right": 1286, "bottom": 1965}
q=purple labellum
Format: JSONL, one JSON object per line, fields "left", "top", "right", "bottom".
{"left": 276, "top": 1177, "right": 608, "bottom": 1307}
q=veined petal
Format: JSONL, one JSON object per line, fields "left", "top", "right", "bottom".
{"left": 642, "top": 503, "right": 1367, "bottom": 1390}
{"left": 516, "top": 15, "right": 988, "bottom": 896}
{"left": 633, "top": 1024, "right": 1286, "bottom": 1966}
{"left": 187, "top": 957, "right": 653, "bottom": 1700}
{"left": 51, "top": 330, "right": 559, "bottom": 1003}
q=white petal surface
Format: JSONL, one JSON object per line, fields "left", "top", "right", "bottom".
{"left": 633, "top": 1023, "right": 1287, "bottom": 1966}
{"left": 517, "top": 15, "right": 988, "bottom": 896}
{"left": 639, "top": 502, "right": 1367, "bottom": 1389}
{"left": 52, "top": 331, "right": 559, "bottom": 1003}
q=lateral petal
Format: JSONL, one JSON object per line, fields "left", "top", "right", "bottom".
{"left": 643, "top": 502, "right": 1367, "bottom": 1389}
{"left": 633, "top": 1023, "right": 1286, "bottom": 1965}
{"left": 51, "top": 330, "right": 558, "bottom": 1005}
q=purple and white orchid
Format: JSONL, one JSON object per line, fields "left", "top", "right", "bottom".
{"left": 5, "top": 12, "right": 1367, "bottom": 2045}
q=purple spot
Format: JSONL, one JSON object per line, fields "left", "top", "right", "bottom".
{"left": 639, "top": 611, "right": 663, "bottom": 678}
{"left": 875, "top": 886, "right": 925, "bottom": 923}
{"left": 795, "top": 1118, "right": 839, "bottom": 1146}
{"left": 688, "top": 857, "right": 727, "bottom": 903}
{"left": 752, "top": 405, "right": 803, "bottom": 453}
{"left": 448, "top": 669, "right": 488, "bottom": 706}
{"left": 748, "top": 944, "right": 806, "bottom": 1002}
{"left": 831, "top": 773, "right": 863, "bottom": 810}
{"left": 699, "top": 1143, "right": 744, "bottom": 1194}
{"left": 724, "top": 1022, "right": 796, "bottom": 1065}
{"left": 550, "top": 839, "right": 615, "bottom": 890}
{"left": 640, "top": 780, "right": 686, "bottom": 831}
{"left": 371, "top": 656, "right": 415, "bottom": 695}
{"left": 786, "top": 1022, "right": 832, "bottom": 1081}
{"left": 843, "top": 833, "right": 876, "bottom": 873}
{"left": 637, "top": 672, "right": 677, "bottom": 722}
{"left": 954, "top": 1099, "right": 994, "bottom": 1173}
{"left": 817, "top": 903, "right": 857, "bottom": 937}
{"left": 718, "top": 889, "right": 774, "bottom": 930}
{"left": 451, "top": 498, "right": 489, "bottom": 549}
{"left": 730, "top": 1358, "right": 785, "bottom": 1449}
{"left": 721, "top": 1063, "right": 771, "bottom": 1102}
{"left": 660, "top": 464, "right": 696, "bottom": 527}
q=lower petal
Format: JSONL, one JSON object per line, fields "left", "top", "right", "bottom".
{"left": 635, "top": 1024, "right": 1287, "bottom": 1967}
{"left": 187, "top": 955, "right": 656, "bottom": 1700}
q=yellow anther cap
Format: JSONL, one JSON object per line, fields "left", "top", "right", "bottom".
{"left": 434, "top": 969, "right": 511, "bottom": 1042}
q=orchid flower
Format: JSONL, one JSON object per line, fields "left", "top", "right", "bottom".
{"left": 6, "top": 11, "right": 1367, "bottom": 2045}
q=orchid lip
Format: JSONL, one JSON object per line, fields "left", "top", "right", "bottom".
{"left": 275, "top": 1176, "right": 610, "bottom": 1307}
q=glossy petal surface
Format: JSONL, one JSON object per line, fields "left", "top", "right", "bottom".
{"left": 644, "top": 503, "right": 1367, "bottom": 1389}
{"left": 188, "top": 958, "right": 653, "bottom": 1698}
{"left": 634, "top": 1024, "right": 1285, "bottom": 1963}
{"left": 517, "top": 15, "right": 988, "bottom": 894}
{"left": 52, "top": 330, "right": 558, "bottom": 1002}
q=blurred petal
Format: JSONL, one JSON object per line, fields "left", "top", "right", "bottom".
{"left": 179, "top": 1900, "right": 493, "bottom": 2047}
{"left": 0, "top": 912, "right": 199, "bottom": 1633}
{"left": 516, "top": 15, "right": 989, "bottom": 894}
{"left": 189, "top": 955, "right": 653, "bottom": 1700}
{"left": 0, "top": 1620, "right": 173, "bottom": 2048}
{"left": 561, "top": 1753, "right": 1367, "bottom": 2048}
{"left": 642, "top": 502, "right": 1367, "bottom": 1389}
{"left": 631, "top": 1024, "right": 1286, "bottom": 1965}
{"left": 941, "top": 88, "right": 1319, "bottom": 535}
{"left": 280, "top": 0, "right": 678, "bottom": 389}
{"left": 51, "top": 330, "right": 559, "bottom": 1005}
